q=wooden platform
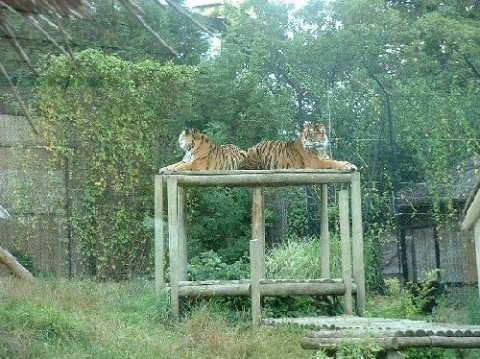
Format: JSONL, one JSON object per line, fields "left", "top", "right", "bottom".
{"left": 156, "top": 170, "right": 366, "bottom": 322}
{"left": 266, "top": 316, "right": 480, "bottom": 356}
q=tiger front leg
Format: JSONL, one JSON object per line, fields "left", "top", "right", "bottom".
{"left": 316, "top": 159, "right": 357, "bottom": 171}
{"left": 159, "top": 161, "right": 192, "bottom": 173}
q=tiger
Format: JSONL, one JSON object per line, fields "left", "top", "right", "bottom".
{"left": 159, "top": 128, "right": 247, "bottom": 173}
{"left": 240, "top": 123, "right": 357, "bottom": 171}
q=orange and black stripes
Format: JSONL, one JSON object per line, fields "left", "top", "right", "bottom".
{"left": 159, "top": 128, "right": 246, "bottom": 172}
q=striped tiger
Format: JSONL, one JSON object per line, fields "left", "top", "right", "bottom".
{"left": 241, "top": 123, "right": 357, "bottom": 171}
{"left": 159, "top": 128, "right": 246, "bottom": 173}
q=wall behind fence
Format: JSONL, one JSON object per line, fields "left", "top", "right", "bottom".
{"left": 0, "top": 114, "right": 73, "bottom": 277}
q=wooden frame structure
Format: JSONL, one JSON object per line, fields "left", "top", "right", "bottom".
{"left": 154, "top": 169, "right": 365, "bottom": 322}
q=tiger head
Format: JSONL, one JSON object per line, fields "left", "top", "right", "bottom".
{"left": 301, "top": 123, "right": 329, "bottom": 151}
{"left": 178, "top": 128, "right": 207, "bottom": 150}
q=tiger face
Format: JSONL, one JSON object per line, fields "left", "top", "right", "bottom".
{"left": 178, "top": 128, "right": 203, "bottom": 162}
{"left": 302, "top": 123, "right": 329, "bottom": 151}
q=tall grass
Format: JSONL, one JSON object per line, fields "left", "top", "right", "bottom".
{"left": 266, "top": 235, "right": 343, "bottom": 279}
{"left": 0, "top": 277, "right": 310, "bottom": 359}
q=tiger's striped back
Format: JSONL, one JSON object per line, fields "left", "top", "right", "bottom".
{"left": 241, "top": 140, "right": 302, "bottom": 170}
{"left": 240, "top": 123, "right": 355, "bottom": 171}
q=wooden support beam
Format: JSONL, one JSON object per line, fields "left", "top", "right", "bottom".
{"left": 351, "top": 171, "right": 366, "bottom": 315}
{"left": 250, "top": 239, "right": 261, "bottom": 327}
{"left": 154, "top": 175, "right": 164, "bottom": 293}
{"left": 178, "top": 186, "right": 187, "bottom": 281}
{"left": 320, "top": 183, "right": 330, "bottom": 278}
{"left": 167, "top": 178, "right": 180, "bottom": 319}
{"left": 165, "top": 170, "right": 353, "bottom": 187}
{"left": 176, "top": 279, "right": 357, "bottom": 297}
{"left": 252, "top": 187, "right": 265, "bottom": 277}
{"left": 339, "top": 190, "right": 353, "bottom": 315}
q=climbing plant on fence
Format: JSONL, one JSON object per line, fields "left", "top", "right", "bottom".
{"left": 35, "top": 49, "right": 197, "bottom": 279}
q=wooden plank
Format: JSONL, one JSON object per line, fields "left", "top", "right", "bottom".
{"left": 339, "top": 190, "right": 353, "bottom": 315}
{"left": 154, "top": 175, "right": 164, "bottom": 293}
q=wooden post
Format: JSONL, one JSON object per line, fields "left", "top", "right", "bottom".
{"left": 320, "top": 183, "right": 330, "bottom": 278}
{"left": 250, "top": 239, "right": 261, "bottom": 327}
{"left": 339, "top": 190, "right": 353, "bottom": 315}
{"left": 178, "top": 186, "right": 188, "bottom": 281}
{"left": 154, "top": 175, "right": 164, "bottom": 294}
{"left": 167, "top": 178, "right": 180, "bottom": 318}
{"left": 252, "top": 187, "right": 265, "bottom": 277}
{"left": 351, "top": 171, "right": 366, "bottom": 315}
{"left": 0, "top": 246, "right": 34, "bottom": 280}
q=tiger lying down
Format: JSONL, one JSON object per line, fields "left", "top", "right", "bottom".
{"left": 159, "top": 128, "right": 247, "bottom": 173}
{"left": 240, "top": 123, "right": 357, "bottom": 171}
{"left": 159, "top": 124, "right": 356, "bottom": 173}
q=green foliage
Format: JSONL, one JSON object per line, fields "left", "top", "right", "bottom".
{"left": 187, "top": 187, "right": 252, "bottom": 262}
{"left": 367, "top": 271, "right": 445, "bottom": 320}
{"left": 188, "top": 250, "right": 249, "bottom": 281}
{"left": 34, "top": 49, "right": 197, "bottom": 279}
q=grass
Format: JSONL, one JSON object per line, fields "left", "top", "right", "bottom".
{"left": 2, "top": 277, "right": 480, "bottom": 359}
{"left": 2, "top": 235, "right": 480, "bottom": 358}
{"left": 0, "top": 277, "right": 310, "bottom": 359}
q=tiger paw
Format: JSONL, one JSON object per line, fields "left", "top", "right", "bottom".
{"left": 159, "top": 166, "right": 175, "bottom": 174}
{"left": 344, "top": 163, "right": 357, "bottom": 172}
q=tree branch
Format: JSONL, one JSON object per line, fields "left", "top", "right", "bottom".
{"left": 0, "top": 13, "right": 36, "bottom": 73}
{"left": 163, "top": 0, "right": 216, "bottom": 37}
{"left": 0, "top": 59, "right": 39, "bottom": 136}
{"left": 28, "top": 15, "right": 69, "bottom": 57}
